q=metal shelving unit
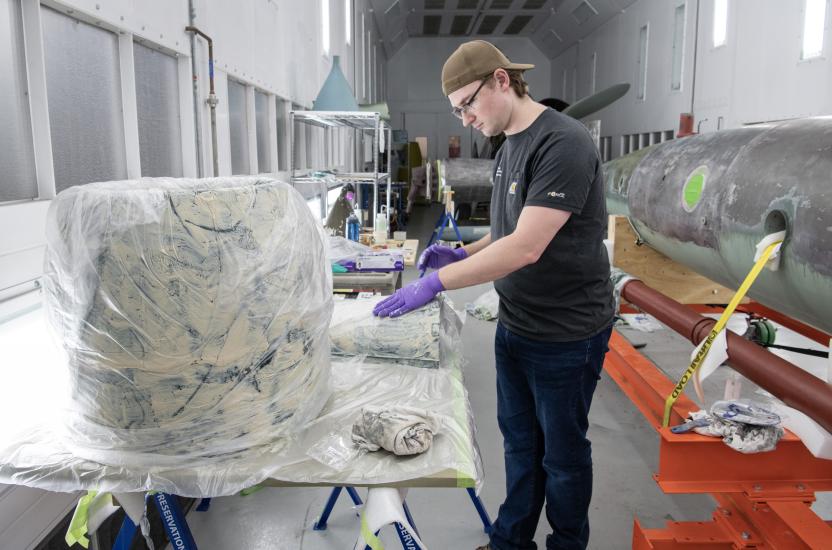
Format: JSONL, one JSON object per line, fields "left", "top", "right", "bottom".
{"left": 289, "top": 111, "right": 392, "bottom": 229}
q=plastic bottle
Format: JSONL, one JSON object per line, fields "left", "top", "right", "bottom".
{"left": 343, "top": 190, "right": 361, "bottom": 241}
{"left": 347, "top": 212, "right": 360, "bottom": 242}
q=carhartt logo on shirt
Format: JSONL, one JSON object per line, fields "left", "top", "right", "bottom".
{"left": 509, "top": 181, "right": 517, "bottom": 195}
{"left": 548, "top": 191, "right": 566, "bottom": 199}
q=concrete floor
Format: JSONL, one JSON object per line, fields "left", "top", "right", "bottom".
{"left": 181, "top": 203, "right": 829, "bottom": 549}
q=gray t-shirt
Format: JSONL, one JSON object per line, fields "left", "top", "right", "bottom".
{"left": 491, "top": 108, "right": 614, "bottom": 342}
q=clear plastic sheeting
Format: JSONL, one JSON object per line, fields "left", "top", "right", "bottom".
{"left": 465, "top": 288, "right": 499, "bottom": 321}
{"left": 326, "top": 235, "right": 371, "bottom": 263}
{"left": 330, "top": 296, "right": 464, "bottom": 367}
{"left": 0, "top": 297, "right": 482, "bottom": 497}
{"left": 42, "top": 177, "right": 333, "bottom": 468}
{"left": 284, "top": 355, "right": 482, "bottom": 488}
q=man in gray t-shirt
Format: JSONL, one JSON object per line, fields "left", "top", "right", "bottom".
{"left": 491, "top": 107, "right": 613, "bottom": 342}
{"left": 373, "top": 40, "right": 613, "bottom": 550}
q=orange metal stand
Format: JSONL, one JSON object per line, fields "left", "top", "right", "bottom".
{"left": 605, "top": 330, "right": 832, "bottom": 549}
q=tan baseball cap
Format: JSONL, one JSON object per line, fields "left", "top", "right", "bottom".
{"left": 441, "top": 40, "right": 535, "bottom": 96}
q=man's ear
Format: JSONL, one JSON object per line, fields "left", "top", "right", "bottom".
{"left": 494, "top": 69, "right": 510, "bottom": 91}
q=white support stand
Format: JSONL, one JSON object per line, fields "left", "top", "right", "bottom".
{"left": 354, "top": 488, "right": 426, "bottom": 550}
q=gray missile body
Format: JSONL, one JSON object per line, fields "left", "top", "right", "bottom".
{"left": 605, "top": 117, "right": 832, "bottom": 334}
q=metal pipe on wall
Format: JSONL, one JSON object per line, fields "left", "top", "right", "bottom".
{"left": 185, "top": 25, "right": 219, "bottom": 177}
{"left": 186, "top": 1, "right": 204, "bottom": 177}
{"left": 620, "top": 278, "right": 832, "bottom": 434}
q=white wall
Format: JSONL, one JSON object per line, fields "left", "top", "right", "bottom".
{"left": 551, "top": 0, "right": 832, "bottom": 158}
{"left": 387, "top": 37, "right": 551, "bottom": 161}
{"left": 0, "top": 0, "right": 386, "bottom": 291}
{"left": 696, "top": 0, "right": 832, "bottom": 128}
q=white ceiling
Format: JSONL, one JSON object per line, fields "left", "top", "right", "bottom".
{"left": 368, "top": 0, "right": 638, "bottom": 59}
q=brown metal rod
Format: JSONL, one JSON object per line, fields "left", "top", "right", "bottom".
{"left": 621, "top": 279, "right": 832, "bottom": 434}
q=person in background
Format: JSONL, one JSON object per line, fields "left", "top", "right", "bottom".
{"left": 373, "top": 40, "right": 613, "bottom": 550}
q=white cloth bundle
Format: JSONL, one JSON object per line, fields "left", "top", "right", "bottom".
{"left": 689, "top": 400, "right": 784, "bottom": 454}
{"left": 352, "top": 405, "right": 441, "bottom": 456}
{"left": 44, "top": 177, "right": 333, "bottom": 466}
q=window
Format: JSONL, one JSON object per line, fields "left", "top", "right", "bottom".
{"left": 361, "top": 13, "right": 366, "bottom": 100}
{"left": 134, "top": 42, "right": 183, "bottom": 177}
{"left": 601, "top": 136, "right": 612, "bottom": 161}
{"left": 321, "top": 0, "right": 330, "bottom": 56}
{"left": 802, "top": 0, "right": 827, "bottom": 59}
{"left": 327, "top": 185, "right": 342, "bottom": 214}
{"left": 590, "top": 52, "right": 597, "bottom": 94}
{"left": 671, "top": 4, "right": 686, "bottom": 91}
{"left": 307, "top": 196, "right": 322, "bottom": 221}
{"left": 306, "top": 124, "right": 317, "bottom": 169}
{"left": 276, "top": 99, "right": 289, "bottom": 171}
{"left": 636, "top": 24, "right": 649, "bottom": 100}
{"left": 0, "top": 0, "right": 37, "bottom": 202}
{"left": 620, "top": 135, "right": 630, "bottom": 156}
{"left": 43, "top": 7, "right": 126, "bottom": 192}
{"left": 227, "top": 79, "right": 250, "bottom": 175}
{"left": 371, "top": 43, "right": 377, "bottom": 103}
{"left": 713, "top": 0, "right": 727, "bottom": 47}
{"left": 571, "top": 66, "right": 577, "bottom": 102}
{"left": 293, "top": 107, "right": 306, "bottom": 170}
{"left": 345, "top": 0, "right": 352, "bottom": 45}
{"left": 365, "top": 28, "right": 371, "bottom": 102}
{"left": 255, "top": 90, "right": 271, "bottom": 172}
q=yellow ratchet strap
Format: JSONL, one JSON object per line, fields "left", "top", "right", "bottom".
{"left": 662, "top": 240, "right": 782, "bottom": 427}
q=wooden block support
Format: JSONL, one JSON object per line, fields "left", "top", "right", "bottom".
{"left": 609, "top": 216, "right": 742, "bottom": 305}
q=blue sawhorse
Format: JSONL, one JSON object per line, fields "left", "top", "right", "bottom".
{"left": 314, "top": 486, "right": 492, "bottom": 549}
{"left": 113, "top": 493, "right": 198, "bottom": 550}
{"left": 313, "top": 486, "right": 364, "bottom": 530}
{"left": 425, "top": 206, "right": 463, "bottom": 250}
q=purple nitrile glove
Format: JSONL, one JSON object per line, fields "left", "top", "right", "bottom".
{"left": 372, "top": 271, "right": 445, "bottom": 318}
{"left": 417, "top": 244, "right": 467, "bottom": 271}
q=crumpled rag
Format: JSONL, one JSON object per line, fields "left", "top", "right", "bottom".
{"left": 352, "top": 406, "right": 440, "bottom": 456}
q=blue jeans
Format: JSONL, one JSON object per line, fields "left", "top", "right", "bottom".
{"left": 489, "top": 322, "right": 612, "bottom": 550}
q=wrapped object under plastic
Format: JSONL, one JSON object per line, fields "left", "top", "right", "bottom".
{"left": 330, "top": 296, "right": 463, "bottom": 367}
{"left": 43, "top": 177, "right": 333, "bottom": 466}
{"left": 351, "top": 406, "right": 440, "bottom": 456}
{"left": 0, "top": 298, "right": 482, "bottom": 496}
{"left": 465, "top": 288, "right": 499, "bottom": 321}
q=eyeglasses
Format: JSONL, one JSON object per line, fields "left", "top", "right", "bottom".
{"left": 451, "top": 77, "right": 491, "bottom": 119}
